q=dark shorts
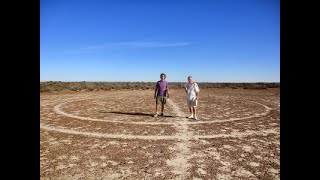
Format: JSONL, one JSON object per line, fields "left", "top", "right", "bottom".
{"left": 156, "top": 96, "right": 167, "bottom": 104}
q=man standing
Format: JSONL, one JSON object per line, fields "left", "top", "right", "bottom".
{"left": 154, "top": 73, "right": 169, "bottom": 117}
{"left": 185, "top": 76, "right": 200, "bottom": 120}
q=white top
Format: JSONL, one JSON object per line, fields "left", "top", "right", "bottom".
{"left": 185, "top": 83, "right": 200, "bottom": 100}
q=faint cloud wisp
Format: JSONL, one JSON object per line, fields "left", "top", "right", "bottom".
{"left": 73, "top": 41, "right": 191, "bottom": 53}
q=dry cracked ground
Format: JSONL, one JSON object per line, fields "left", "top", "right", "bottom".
{"left": 40, "top": 88, "right": 280, "bottom": 180}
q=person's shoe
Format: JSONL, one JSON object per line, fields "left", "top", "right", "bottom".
{"left": 194, "top": 116, "right": 198, "bottom": 120}
{"left": 188, "top": 115, "right": 194, "bottom": 119}
{"left": 160, "top": 113, "right": 164, "bottom": 117}
{"left": 153, "top": 113, "right": 159, "bottom": 117}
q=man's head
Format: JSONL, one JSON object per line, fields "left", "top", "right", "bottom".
{"left": 160, "top": 73, "right": 166, "bottom": 80}
{"left": 188, "top": 76, "right": 193, "bottom": 83}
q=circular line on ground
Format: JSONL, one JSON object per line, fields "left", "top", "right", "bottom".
{"left": 53, "top": 99, "right": 272, "bottom": 125}
{"left": 40, "top": 123, "right": 278, "bottom": 140}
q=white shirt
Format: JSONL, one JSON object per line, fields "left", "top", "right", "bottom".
{"left": 185, "top": 83, "right": 200, "bottom": 100}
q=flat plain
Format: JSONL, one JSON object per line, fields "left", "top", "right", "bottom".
{"left": 40, "top": 88, "right": 280, "bottom": 179}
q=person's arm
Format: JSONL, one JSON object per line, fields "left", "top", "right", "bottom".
{"left": 154, "top": 83, "right": 158, "bottom": 98}
{"left": 185, "top": 84, "right": 188, "bottom": 93}
{"left": 166, "top": 85, "right": 169, "bottom": 98}
{"left": 195, "top": 83, "right": 200, "bottom": 99}
{"left": 196, "top": 91, "right": 199, "bottom": 100}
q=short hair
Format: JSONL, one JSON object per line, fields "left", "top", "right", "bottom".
{"left": 188, "top": 76, "right": 192, "bottom": 79}
{"left": 160, "top": 73, "right": 166, "bottom": 78}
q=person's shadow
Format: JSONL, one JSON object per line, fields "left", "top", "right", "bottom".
{"left": 98, "top": 111, "right": 177, "bottom": 118}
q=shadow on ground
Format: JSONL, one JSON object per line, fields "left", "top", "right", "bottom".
{"left": 98, "top": 110, "right": 185, "bottom": 118}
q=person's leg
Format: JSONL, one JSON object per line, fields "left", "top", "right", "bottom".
{"left": 193, "top": 107, "right": 197, "bottom": 120}
{"left": 160, "top": 96, "right": 166, "bottom": 116}
{"left": 187, "top": 99, "right": 193, "bottom": 118}
{"left": 154, "top": 104, "right": 159, "bottom": 117}
{"left": 188, "top": 106, "right": 193, "bottom": 118}
{"left": 161, "top": 103, "right": 164, "bottom": 115}
{"left": 154, "top": 97, "right": 160, "bottom": 117}
{"left": 194, "top": 99, "right": 198, "bottom": 119}
{"left": 189, "top": 99, "right": 197, "bottom": 119}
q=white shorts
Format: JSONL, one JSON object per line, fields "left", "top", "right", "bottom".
{"left": 187, "top": 99, "right": 198, "bottom": 107}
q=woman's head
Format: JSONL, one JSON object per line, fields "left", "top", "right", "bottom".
{"left": 160, "top": 73, "right": 166, "bottom": 79}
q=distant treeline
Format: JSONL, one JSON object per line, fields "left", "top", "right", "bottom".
{"left": 40, "top": 81, "right": 280, "bottom": 93}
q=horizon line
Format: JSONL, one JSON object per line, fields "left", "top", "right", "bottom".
{"left": 40, "top": 81, "right": 280, "bottom": 83}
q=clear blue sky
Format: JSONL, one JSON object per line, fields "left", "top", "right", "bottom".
{"left": 40, "top": 0, "right": 279, "bottom": 82}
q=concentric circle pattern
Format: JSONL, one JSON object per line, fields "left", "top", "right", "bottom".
{"left": 40, "top": 88, "right": 280, "bottom": 179}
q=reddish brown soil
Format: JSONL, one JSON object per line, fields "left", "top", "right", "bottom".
{"left": 40, "top": 88, "right": 280, "bottom": 179}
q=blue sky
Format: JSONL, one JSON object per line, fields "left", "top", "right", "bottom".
{"left": 40, "top": 0, "right": 279, "bottom": 82}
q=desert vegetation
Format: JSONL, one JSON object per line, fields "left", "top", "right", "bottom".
{"left": 40, "top": 81, "right": 280, "bottom": 92}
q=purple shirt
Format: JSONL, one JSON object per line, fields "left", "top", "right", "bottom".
{"left": 156, "top": 80, "right": 168, "bottom": 96}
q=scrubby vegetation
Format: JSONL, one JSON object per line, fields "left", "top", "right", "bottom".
{"left": 40, "top": 81, "right": 280, "bottom": 93}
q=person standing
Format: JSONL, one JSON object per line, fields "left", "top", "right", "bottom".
{"left": 153, "top": 73, "right": 169, "bottom": 117}
{"left": 185, "top": 76, "right": 200, "bottom": 120}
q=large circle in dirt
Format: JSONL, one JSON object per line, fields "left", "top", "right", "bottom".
{"left": 54, "top": 97, "right": 271, "bottom": 125}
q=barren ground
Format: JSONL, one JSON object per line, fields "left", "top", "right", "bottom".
{"left": 40, "top": 88, "right": 280, "bottom": 179}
